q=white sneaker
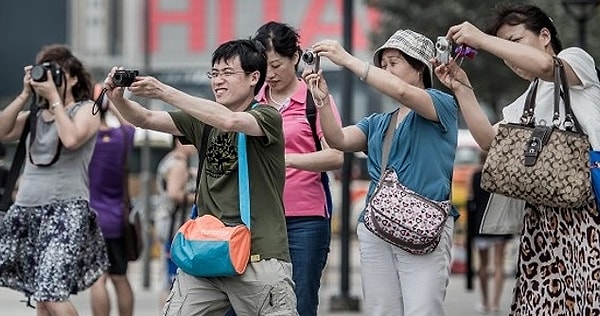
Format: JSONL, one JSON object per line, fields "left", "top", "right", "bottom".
{"left": 475, "top": 303, "right": 489, "bottom": 314}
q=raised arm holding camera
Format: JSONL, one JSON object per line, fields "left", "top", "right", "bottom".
{"left": 434, "top": 4, "right": 600, "bottom": 315}
{"left": 0, "top": 44, "right": 108, "bottom": 316}
{"left": 248, "top": 21, "right": 343, "bottom": 316}
{"left": 303, "top": 29, "right": 459, "bottom": 316}
{"left": 104, "top": 39, "right": 298, "bottom": 315}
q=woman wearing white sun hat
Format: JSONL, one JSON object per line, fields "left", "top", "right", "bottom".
{"left": 304, "top": 29, "right": 460, "bottom": 316}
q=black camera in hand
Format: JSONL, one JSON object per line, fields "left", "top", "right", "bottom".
{"left": 113, "top": 69, "right": 139, "bottom": 87}
{"left": 31, "top": 62, "right": 63, "bottom": 86}
{"left": 302, "top": 50, "right": 320, "bottom": 72}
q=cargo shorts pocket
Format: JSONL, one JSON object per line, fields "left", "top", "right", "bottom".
{"left": 257, "top": 282, "right": 297, "bottom": 315}
{"left": 162, "top": 271, "right": 189, "bottom": 316}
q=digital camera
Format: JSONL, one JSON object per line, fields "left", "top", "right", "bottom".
{"left": 302, "top": 50, "right": 320, "bottom": 72}
{"left": 31, "top": 62, "right": 63, "bottom": 86}
{"left": 435, "top": 37, "right": 451, "bottom": 64}
{"left": 113, "top": 69, "right": 139, "bottom": 87}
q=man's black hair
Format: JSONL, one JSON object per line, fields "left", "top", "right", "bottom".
{"left": 211, "top": 39, "right": 267, "bottom": 95}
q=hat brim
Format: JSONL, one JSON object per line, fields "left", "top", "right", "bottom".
{"left": 373, "top": 46, "right": 433, "bottom": 89}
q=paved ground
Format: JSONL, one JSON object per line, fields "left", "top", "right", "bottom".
{"left": 0, "top": 236, "right": 517, "bottom": 315}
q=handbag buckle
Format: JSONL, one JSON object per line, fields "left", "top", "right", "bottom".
{"left": 523, "top": 125, "right": 552, "bottom": 166}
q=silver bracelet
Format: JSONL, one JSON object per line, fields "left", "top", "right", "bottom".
{"left": 50, "top": 101, "right": 62, "bottom": 110}
{"left": 359, "top": 61, "right": 370, "bottom": 81}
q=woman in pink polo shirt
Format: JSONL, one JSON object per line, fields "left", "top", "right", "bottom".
{"left": 253, "top": 21, "right": 343, "bottom": 316}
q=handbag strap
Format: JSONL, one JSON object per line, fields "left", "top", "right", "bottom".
{"left": 553, "top": 57, "right": 582, "bottom": 132}
{"left": 520, "top": 57, "right": 583, "bottom": 133}
{"left": 120, "top": 126, "right": 132, "bottom": 218}
{"left": 0, "top": 113, "right": 31, "bottom": 211}
{"left": 520, "top": 79, "right": 539, "bottom": 125}
{"left": 379, "top": 110, "right": 399, "bottom": 180}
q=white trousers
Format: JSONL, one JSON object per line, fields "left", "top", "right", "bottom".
{"left": 357, "top": 219, "right": 453, "bottom": 316}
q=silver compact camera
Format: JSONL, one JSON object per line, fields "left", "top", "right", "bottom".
{"left": 302, "top": 50, "right": 320, "bottom": 72}
{"left": 435, "top": 37, "right": 451, "bottom": 64}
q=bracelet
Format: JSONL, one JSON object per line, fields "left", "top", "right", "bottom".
{"left": 455, "top": 79, "right": 473, "bottom": 90}
{"left": 50, "top": 101, "right": 62, "bottom": 110}
{"left": 315, "top": 97, "right": 326, "bottom": 108}
{"left": 359, "top": 61, "right": 370, "bottom": 81}
{"left": 310, "top": 87, "right": 326, "bottom": 108}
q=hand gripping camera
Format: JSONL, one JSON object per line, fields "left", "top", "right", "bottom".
{"left": 31, "top": 62, "right": 63, "bottom": 86}
{"left": 113, "top": 69, "right": 139, "bottom": 87}
{"left": 435, "top": 37, "right": 451, "bottom": 65}
{"left": 302, "top": 50, "right": 320, "bottom": 73}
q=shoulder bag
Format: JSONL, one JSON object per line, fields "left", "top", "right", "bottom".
{"left": 120, "top": 126, "right": 143, "bottom": 261}
{"left": 170, "top": 127, "right": 252, "bottom": 277}
{"left": 363, "top": 111, "right": 450, "bottom": 255}
{"left": 481, "top": 57, "right": 593, "bottom": 208}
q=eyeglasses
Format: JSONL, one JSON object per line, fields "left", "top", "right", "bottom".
{"left": 206, "top": 70, "right": 249, "bottom": 79}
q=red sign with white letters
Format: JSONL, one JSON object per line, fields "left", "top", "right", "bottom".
{"left": 147, "top": 0, "right": 379, "bottom": 67}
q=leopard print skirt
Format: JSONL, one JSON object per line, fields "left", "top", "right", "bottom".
{"left": 510, "top": 202, "right": 600, "bottom": 315}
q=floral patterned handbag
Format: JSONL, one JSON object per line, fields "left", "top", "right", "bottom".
{"left": 481, "top": 58, "right": 593, "bottom": 208}
{"left": 363, "top": 111, "right": 450, "bottom": 255}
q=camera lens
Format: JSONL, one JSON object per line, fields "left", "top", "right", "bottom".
{"left": 436, "top": 38, "right": 449, "bottom": 52}
{"left": 113, "top": 72, "right": 125, "bottom": 84}
{"left": 302, "top": 51, "right": 316, "bottom": 65}
{"left": 113, "top": 69, "right": 139, "bottom": 87}
{"left": 31, "top": 65, "right": 47, "bottom": 82}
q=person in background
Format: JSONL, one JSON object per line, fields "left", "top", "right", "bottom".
{"left": 0, "top": 44, "right": 108, "bottom": 315}
{"left": 469, "top": 151, "right": 512, "bottom": 314}
{"left": 435, "top": 3, "right": 600, "bottom": 314}
{"left": 304, "top": 29, "right": 459, "bottom": 316}
{"left": 103, "top": 39, "right": 298, "bottom": 315}
{"left": 154, "top": 137, "right": 197, "bottom": 304}
{"left": 252, "top": 21, "right": 343, "bottom": 316}
{"left": 88, "top": 96, "right": 136, "bottom": 316}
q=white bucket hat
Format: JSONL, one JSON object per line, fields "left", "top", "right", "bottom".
{"left": 372, "top": 29, "right": 434, "bottom": 88}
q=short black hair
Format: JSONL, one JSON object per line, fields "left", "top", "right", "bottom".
{"left": 211, "top": 39, "right": 267, "bottom": 95}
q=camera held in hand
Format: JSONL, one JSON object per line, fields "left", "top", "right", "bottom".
{"left": 435, "top": 37, "right": 451, "bottom": 65}
{"left": 302, "top": 50, "right": 320, "bottom": 72}
{"left": 31, "top": 62, "right": 63, "bottom": 86}
{"left": 113, "top": 69, "right": 139, "bottom": 87}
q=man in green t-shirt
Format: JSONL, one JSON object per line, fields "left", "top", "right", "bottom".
{"left": 104, "top": 39, "right": 297, "bottom": 315}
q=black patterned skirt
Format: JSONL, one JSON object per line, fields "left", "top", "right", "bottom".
{"left": 0, "top": 199, "right": 109, "bottom": 302}
{"left": 510, "top": 202, "right": 600, "bottom": 315}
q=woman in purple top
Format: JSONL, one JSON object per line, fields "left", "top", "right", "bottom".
{"left": 88, "top": 98, "right": 136, "bottom": 316}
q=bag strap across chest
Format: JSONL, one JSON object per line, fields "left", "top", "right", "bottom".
{"left": 192, "top": 108, "right": 253, "bottom": 229}
{"left": 379, "top": 110, "right": 399, "bottom": 180}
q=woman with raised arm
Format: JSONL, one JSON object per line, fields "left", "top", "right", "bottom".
{"left": 252, "top": 21, "right": 343, "bottom": 316}
{"left": 434, "top": 4, "right": 600, "bottom": 315}
{"left": 0, "top": 44, "right": 107, "bottom": 316}
{"left": 304, "top": 29, "right": 459, "bottom": 316}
